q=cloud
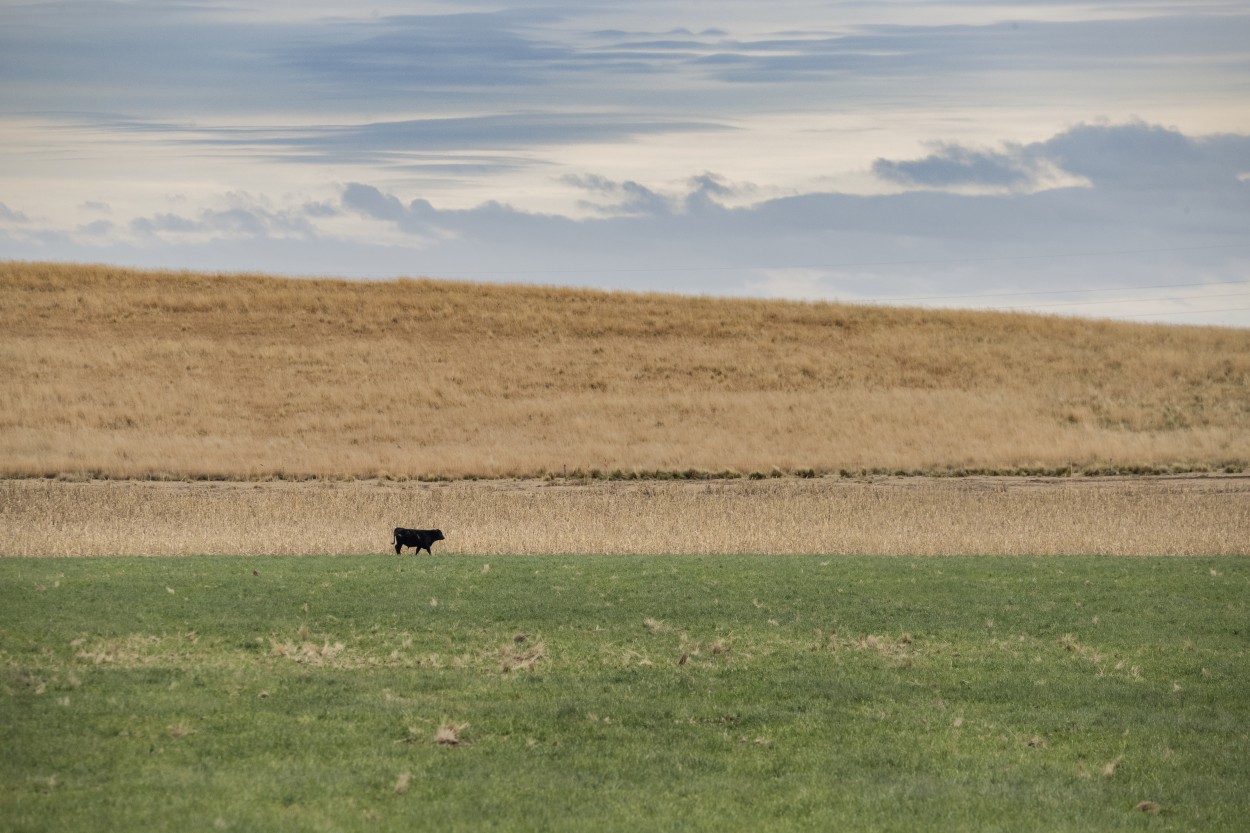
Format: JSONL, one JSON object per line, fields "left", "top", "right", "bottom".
{"left": 341, "top": 183, "right": 441, "bottom": 237}
{"left": 689, "top": 14, "right": 1250, "bottom": 84}
{"left": 80, "top": 113, "right": 731, "bottom": 173}
{"left": 6, "top": 1, "right": 1246, "bottom": 244}
{"left": 559, "top": 171, "right": 748, "bottom": 217}
{"left": 301, "top": 201, "right": 338, "bottom": 218}
{"left": 11, "top": 4, "right": 1246, "bottom": 130}
{"left": 685, "top": 172, "right": 733, "bottom": 202}
{"left": 341, "top": 183, "right": 407, "bottom": 223}
{"left": 77, "top": 219, "right": 115, "bottom": 237}
{"left": 131, "top": 213, "right": 205, "bottom": 235}
{"left": 1040, "top": 122, "right": 1250, "bottom": 191}
{"left": 326, "top": 122, "right": 1248, "bottom": 296}
{"left": 563, "top": 174, "right": 673, "bottom": 216}
{"left": 873, "top": 143, "right": 1041, "bottom": 190}
{"left": 0, "top": 203, "right": 31, "bottom": 223}
{"left": 875, "top": 121, "right": 1250, "bottom": 194}
{"left": 127, "top": 202, "right": 320, "bottom": 241}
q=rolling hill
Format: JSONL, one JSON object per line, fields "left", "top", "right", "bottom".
{"left": 3, "top": 261, "right": 1247, "bottom": 480}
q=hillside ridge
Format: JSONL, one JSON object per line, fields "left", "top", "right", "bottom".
{"left": 3, "top": 261, "right": 1248, "bottom": 480}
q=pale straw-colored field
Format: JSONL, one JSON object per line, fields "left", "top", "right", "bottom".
{"left": 3, "top": 476, "right": 1246, "bottom": 557}
{"left": 3, "top": 262, "right": 1248, "bottom": 480}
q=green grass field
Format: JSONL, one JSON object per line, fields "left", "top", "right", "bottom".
{"left": 2, "top": 554, "right": 1247, "bottom": 832}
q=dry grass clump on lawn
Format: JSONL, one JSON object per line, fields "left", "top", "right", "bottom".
{"left": 434, "top": 723, "right": 470, "bottom": 747}
{"left": 498, "top": 639, "right": 545, "bottom": 673}
{"left": 2, "top": 261, "right": 1248, "bottom": 480}
{"left": 1, "top": 476, "right": 1245, "bottom": 556}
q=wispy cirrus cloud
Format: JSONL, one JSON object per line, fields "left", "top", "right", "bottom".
{"left": 7, "top": 4, "right": 1247, "bottom": 128}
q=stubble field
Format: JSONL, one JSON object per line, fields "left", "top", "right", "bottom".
{"left": 2, "top": 474, "right": 1248, "bottom": 557}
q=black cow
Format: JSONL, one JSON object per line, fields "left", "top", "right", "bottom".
{"left": 393, "top": 527, "right": 445, "bottom": 555}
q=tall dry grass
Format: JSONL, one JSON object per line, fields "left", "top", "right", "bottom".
{"left": 2, "top": 477, "right": 1246, "bottom": 556}
{"left": 2, "top": 261, "right": 1249, "bottom": 479}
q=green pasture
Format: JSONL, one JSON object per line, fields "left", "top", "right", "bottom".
{"left": 2, "top": 554, "right": 1247, "bottom": 832}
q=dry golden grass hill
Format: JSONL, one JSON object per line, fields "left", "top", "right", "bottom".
{"left": 2, "top": 261, "right": 1248, "bottom": 481}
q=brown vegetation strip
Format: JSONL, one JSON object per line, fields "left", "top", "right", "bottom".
{"left": 2, "top": 476, "right": 1246, "bottom": 556}
{"left": 3, "top": 262, "right": 1249, "bottom": 480}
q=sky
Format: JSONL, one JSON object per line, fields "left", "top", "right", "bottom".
{"left": 2, "top": 0, "right": 1249, "bottom": 325}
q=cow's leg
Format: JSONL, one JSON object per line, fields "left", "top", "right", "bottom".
{"left": 394, "top": 542, "right": 402, "bottom": 555}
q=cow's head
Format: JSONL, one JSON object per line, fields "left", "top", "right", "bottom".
{"left": 433, "top": 529, "right": 445, "bottom": 541}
